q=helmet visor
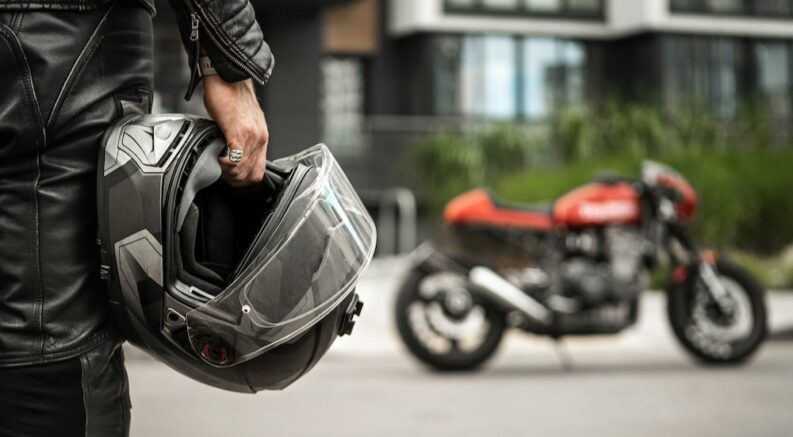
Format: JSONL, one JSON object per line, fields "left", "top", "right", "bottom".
{"left": 184, "top": 145, "right": 376, "bottom": 367}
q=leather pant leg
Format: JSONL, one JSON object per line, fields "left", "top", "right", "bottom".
{"left": 0, "top": 341, "right": 132, "bottom": 437}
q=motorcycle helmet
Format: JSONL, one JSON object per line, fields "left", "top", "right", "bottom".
{"left": 98, "top": 114, "right": 376, "bottom": 393}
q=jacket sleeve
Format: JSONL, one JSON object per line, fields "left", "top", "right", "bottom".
{"left": 168, "top": 0, "right": 275, "bottom": 100}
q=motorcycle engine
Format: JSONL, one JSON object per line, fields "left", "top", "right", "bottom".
{"left": 561, "top": 227, "right": 648, "bottom": 307}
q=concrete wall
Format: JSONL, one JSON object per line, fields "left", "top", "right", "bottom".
{"left": 258, "top": 10, "right": 325, "bottom": 158}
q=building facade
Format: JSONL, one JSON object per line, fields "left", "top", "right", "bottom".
{"left": 385, "top": 0, "right": 793, "bottom": 120}
{"left": 151, "top": 0, "right": 793, "bottom": 189}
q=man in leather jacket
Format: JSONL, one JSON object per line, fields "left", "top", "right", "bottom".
{"left": 0, "top": 0, "right": 274, "bottom": 435}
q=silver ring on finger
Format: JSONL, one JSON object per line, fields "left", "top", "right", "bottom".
{"left": 228, "top": 148, "right": 244, "bottom": 164}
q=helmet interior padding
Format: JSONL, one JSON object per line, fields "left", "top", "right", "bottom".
{"left": 177, "top": 179, "right": 283, "bottom": 299}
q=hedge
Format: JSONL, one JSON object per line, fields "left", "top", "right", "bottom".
{"left": 401, "top": 103, "right": 793, "bottom": 287}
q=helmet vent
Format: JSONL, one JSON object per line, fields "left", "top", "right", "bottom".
{"left": 157, "top": 121, "right": 193, "bottom": 167}
{"left": 175, "top": 146, "right": 202, "bottom": 204}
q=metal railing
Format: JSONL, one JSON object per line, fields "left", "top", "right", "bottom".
{"left": 359, "top": 188, "right": 418, "bottom": 257}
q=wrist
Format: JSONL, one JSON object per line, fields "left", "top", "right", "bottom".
{"left": 203, "top": 75, "right": 254, "bottom": 91}
{"left": 199, "top": 56, "right": 217, "bottom": 77}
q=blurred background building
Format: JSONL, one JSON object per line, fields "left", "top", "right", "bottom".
{"left": 153, "top": 0, "right": 793, "bottom": 186}
{"left": 129, "top": 5, "right": 793, "bottom": 435}
{"left": 151, "top": 0, "right": 793, "bottom": 257}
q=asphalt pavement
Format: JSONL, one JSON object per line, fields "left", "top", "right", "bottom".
{"left": 126, "top": 258, "right": 793, "bottom": 437}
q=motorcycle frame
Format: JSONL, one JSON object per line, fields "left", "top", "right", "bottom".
{"left": 410, "top": 176, "right": 730, "bottom": 336}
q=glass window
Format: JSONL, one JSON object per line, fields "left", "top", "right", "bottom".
{"left": 444, "top": 0, "right": 603, "bottom": 18}
{"left": 562, "top": 41, "right": 586, "bottom": 110}
{"left": 710, "top": 38, "right": 739, "bottom": 118}
{"left": 755, "top": 42, "right": 791, "bottom": 120}
{"left": 482, "top": 0, "right": 520, "bottom": 10}
{"left": 446, "top": 0, "right": 477, "bottom": 8}
{"left": 459, "top": 35, "right": 518, "bottom": 118}
{"left": 706, "top": 0, "right": 742, "bottom": 13}
{"left": 459, "top": 37, "right": 486, "bottom": 117}
{"left": 663, "top": 36, "right": 698, "bottom": 110}
{"left": 525, "top": 0, "right": 562, "bottom": 13}
{"left": 671, "top": 0, "right": 793, "bottom": 16}
{"left": 523, "top": 39, "right": 585, "bottom": 118}
{"left": 483, "top": 37, "right": 519, "bottom": 117}
{"left": 568, "top": 0, "right": 601, "bottom": 13}
{"left": 523, "top": 38, "right": 557, "bottom": 118}
{"left": 754, "top": 0, "right": 793, "bottom": 15}
{"left": 663, "top": 36, "right": 742, "bottom": 119}
{"left": 433, "top": 37, "right": 464, "bottom": 116}
{"left": 434, "top": 34, "right": 586, "bottom": 119}
{"left": 321, "top": 58, "right": 364, "bottom": 154}
{"left": 670, "top": 0, "right": 704, "bottom": 12}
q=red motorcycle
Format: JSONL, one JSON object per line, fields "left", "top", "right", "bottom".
{"left": 395, "top": 161, "right": 767, "bottom": 370}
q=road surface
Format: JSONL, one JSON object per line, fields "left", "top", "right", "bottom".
{"left": 126, "top": 259, "right": 793, "bottom": 437}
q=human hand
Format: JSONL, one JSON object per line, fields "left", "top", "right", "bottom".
{"left": 203, "top": 75, "right": 269, "bottom": 187}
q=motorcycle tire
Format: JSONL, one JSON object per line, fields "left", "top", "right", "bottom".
{"left": 667, "top": 258, "right": 767, "bottom": 365}
{"left": 395, "top": 265, "right": 506, "bottom": 371}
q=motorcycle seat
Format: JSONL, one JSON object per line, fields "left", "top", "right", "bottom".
{"left": 487, "top": 192, "right": 553, "bottom": 215}
{"left": 444, "top": 189, "right": 554, "bottom": 231}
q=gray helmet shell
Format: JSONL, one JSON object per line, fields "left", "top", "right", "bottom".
{"left": 98, "top": 114, "right": 373, "bottom": 393}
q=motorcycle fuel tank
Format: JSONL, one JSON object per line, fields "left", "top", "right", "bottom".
{"left": 554, "top": 182, "right": 641, "bottom": 227}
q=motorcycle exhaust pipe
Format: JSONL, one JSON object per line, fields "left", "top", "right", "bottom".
{"left": 469, "top": 267, "right": 552, "bottom": 326}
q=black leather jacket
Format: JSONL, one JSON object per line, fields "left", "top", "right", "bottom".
{"left": 0, "top": 0, "right": 273, "bottom": 366}
{"left": 0, "top": 0, "right": 274, "bottom": 90}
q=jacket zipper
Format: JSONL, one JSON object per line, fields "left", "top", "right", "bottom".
{"left": 182, "top": 1, "right": 268, "bottom": 98}
{"left": 184, "top": 12, "right": 202, "bottom": 100}
{"left": 190, "top": 10, "right": 267, "bottom": 84}
{"left": 47, "top": 3, "right": 113, "bottom": 130}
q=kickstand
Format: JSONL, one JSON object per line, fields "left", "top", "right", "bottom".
{"left": 553, "top": 339, "right": 574, "bottom": 372}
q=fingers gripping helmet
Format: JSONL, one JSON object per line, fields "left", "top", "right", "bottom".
{"left": 98, "top": 114, "right": 376, "bottom": 393}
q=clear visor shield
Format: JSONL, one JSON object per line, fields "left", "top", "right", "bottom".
{"left": 185, "top": 145, "right": 376, "bottom": 367}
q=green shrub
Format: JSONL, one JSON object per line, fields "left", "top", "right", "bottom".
{"left": 402, "top": 103, "right": 793, "bottom": 256}
{"left": 550, "top": 100, "right": 784, "bottom": 161}
{"left": 477, "top": 124, "right": 533, "bottom": 177}
{"left": 645, "top": 250, "right": 793, "bottom": 290}
{"left": 551, "top": 102, "right": 729, "bottom": 160}
{"left": 400, "top": 132, "right": 478, "bottom": 207}
{"left": 402, "top": 125, "right": 541, "bottom": 210}
{"left": 731, "top": 249, "right": 793, "bottom": 290}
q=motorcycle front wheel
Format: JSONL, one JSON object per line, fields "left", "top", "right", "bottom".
{"left": 395, "top": 265, "right": 506, "bottom": 371}
{"left": 668, "top": 259, "right": 767, "bottom": 365}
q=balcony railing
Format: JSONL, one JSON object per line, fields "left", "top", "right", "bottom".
{"left": 443, "top": 0, "right": 605, "bottom": 21}
{"left": 670, "top": 0, "right": 793, "bottom": 19}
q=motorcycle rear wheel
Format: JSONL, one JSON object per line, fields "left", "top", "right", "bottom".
{"left": 668, "top": 259, "right": 767, "bottom": 365}
{"left": 395, "top": 266, "right": 506, "bottom": 371}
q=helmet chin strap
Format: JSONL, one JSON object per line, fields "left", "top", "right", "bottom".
{"left": 176, "top": 137, "right": 225, "bottom": 232}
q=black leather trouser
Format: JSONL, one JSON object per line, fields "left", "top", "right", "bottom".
{"left": 0, "top": 342, "right": 132, "bottom": 437}
{"left": 0, "top": 1, "right": 152, "bottom": 435}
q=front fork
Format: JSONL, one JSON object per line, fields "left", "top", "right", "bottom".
{"left": 666, "top": 225, "right": 735, "bottom": 315}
